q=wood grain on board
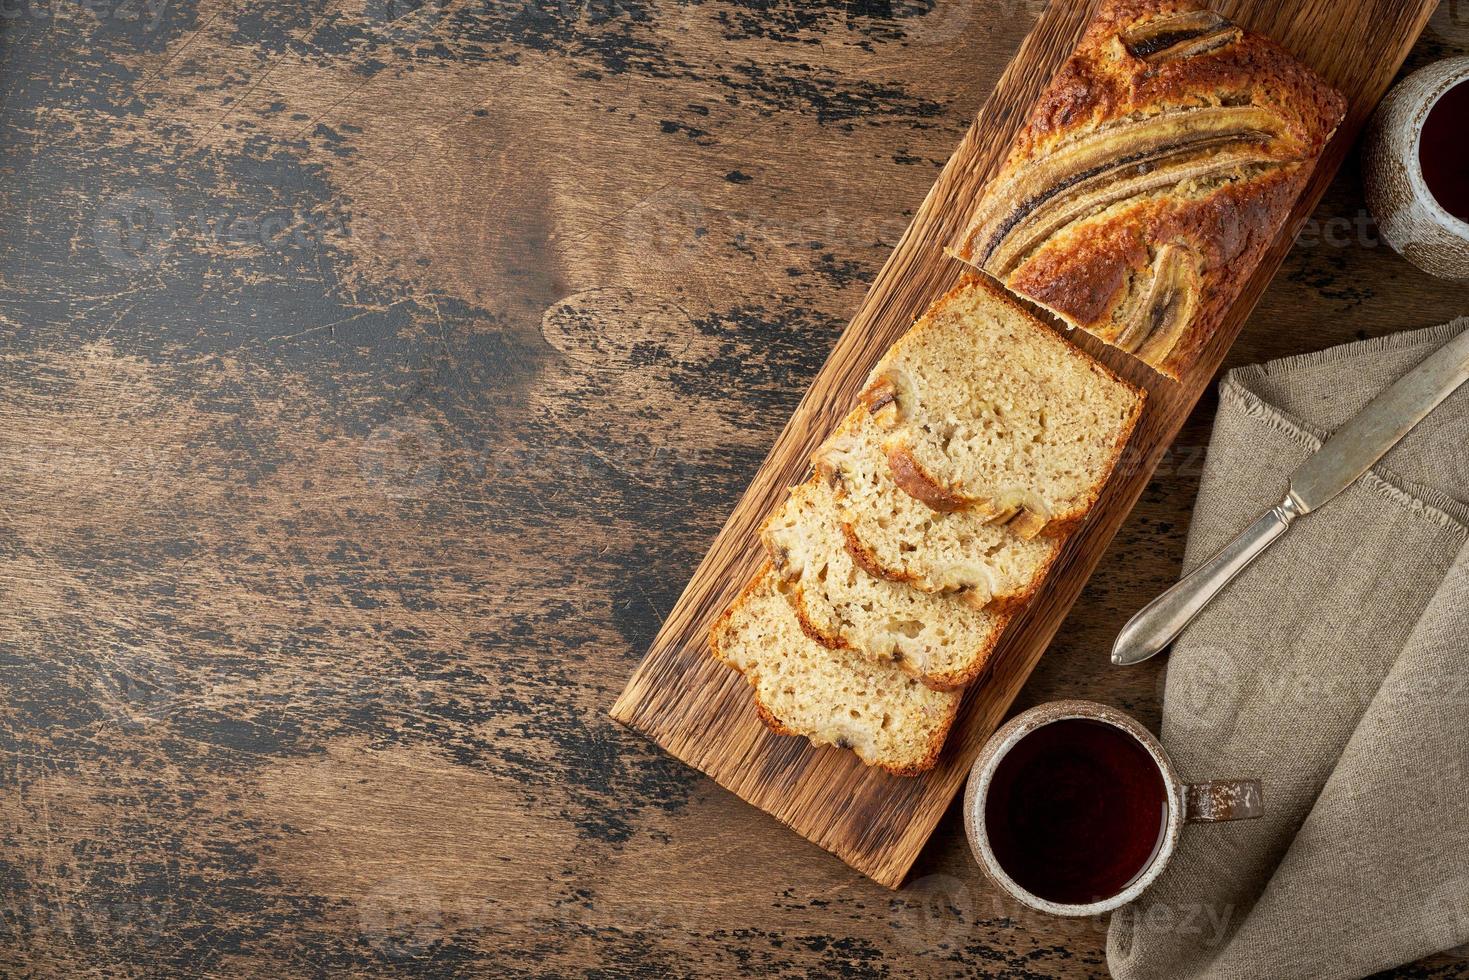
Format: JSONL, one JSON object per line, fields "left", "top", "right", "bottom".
{"left": 611, "top": 0, "right": 1439, "bottom": 889}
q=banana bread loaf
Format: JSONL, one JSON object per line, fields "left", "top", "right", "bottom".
{"left": 950, "top": 0, "right": 1345, "bottom": 379}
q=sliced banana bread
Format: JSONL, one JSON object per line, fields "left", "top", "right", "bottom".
{"left": 862, "top": 275, "right": 1144, "bottom": 535}
{"left": 761, "top": 477, "right": 1008, "bottom": 690}
{"left": 708, "top": 564, "right": 960, "bottom": 775}
{"left": 815, "top": 408, "right": 1064, "bottom": 607}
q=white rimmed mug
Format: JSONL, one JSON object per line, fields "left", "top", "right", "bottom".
{"left": 1363, "top": 56, "right": 1469, "bottom": 281}
{"left": 963, "top": 700, "right": 1262, "bottom": 917}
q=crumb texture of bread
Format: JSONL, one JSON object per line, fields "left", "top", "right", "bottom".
{"left": 863, "top": 276, "right": 1144, "bottom": 533}
{"left": 951, "top": 0, "right": 1346, "bottom": 379}
{"left": 761, "top": 477, "right": 1009, "bottom": 690}
{"left": 708, "top": 565, "right": 960, "bottom": 775}
{"left": 815, "top": 409, "right": 1064, "bottom": 603}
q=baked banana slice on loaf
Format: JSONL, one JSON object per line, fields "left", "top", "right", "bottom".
{"left": 862, "top": 275, "right": 1144, "bottom": 536}
{"left": 708, "top": 564, "right": 960, "bottom": 775}
{"left": 815, "top": 408, "right": 1063, "bottom": 608}
{"left": 951, "top": 0, "right": 1345, "bottom": 379}
{"left": 761, "top": 477, "right": 1008, "bottom": 690}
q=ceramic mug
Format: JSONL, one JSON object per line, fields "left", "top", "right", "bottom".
{"left": 1362, "top": 56, "right": 1469, "bottom": 281}
{"left": 963, "top": 700, "right": 1262, "bottom": 917}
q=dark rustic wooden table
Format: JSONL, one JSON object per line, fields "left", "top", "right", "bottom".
{"left": 2, "top": 0, "right": 1467, "bottom": 976}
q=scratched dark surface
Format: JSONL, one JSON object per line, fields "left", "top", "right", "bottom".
{"left": 0, "top": 0, "right": 1466, "bottom": 976}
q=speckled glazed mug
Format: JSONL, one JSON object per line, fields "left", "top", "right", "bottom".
{"left": 963, "top": 701, "right": 1262, "bottom": 917}
{"left": 1363, "top": 57, "right": 1469, "bottom": 281}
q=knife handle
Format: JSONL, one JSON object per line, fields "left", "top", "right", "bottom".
{"left": 1111, "top": 495, "right": 1304, "bottom": 666}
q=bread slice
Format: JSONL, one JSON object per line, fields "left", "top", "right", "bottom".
{"left": 862, "top": 276, "right": 1144, "bottom": 535}
{"left": 815, "top": 408, "right": 1064, "bottom": 607}
{"left": 708, "top": 564, "right": 960, "bottom": 775}
{"left": 761, "top": 477, "right": 1008, "bottom": 690}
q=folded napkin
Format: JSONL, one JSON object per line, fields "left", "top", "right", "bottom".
{"left": 1108, "top": 320, "right": 1469, "bottom": 980}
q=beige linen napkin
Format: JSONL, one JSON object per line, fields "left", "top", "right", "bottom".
{"left": 1108, "top": 320, "right": 1469, "bottom": 980}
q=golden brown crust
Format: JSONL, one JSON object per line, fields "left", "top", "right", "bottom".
{"left": 879, "top": 700, "right": 957, "bottom": 776}
{"left": 838, "top": 520, "right": 899, "bottom": 582}
{"left": 754, "top": 694, "right": 946, "bottom": 777}
{"left": 759, "top": 473, "right": 1012, "bottom": 690}
{"left": 750, "top": 701, "right": 800, "bottom": 740}
{"left": 1016, "top": 0, "right": 1342, "bottom": 162}
{"left": 914, "top": 626, "right": 1009, "bottom": 691}
{"left": 975, "top": 544, "right": 1064, "bottom": 618}
{"left": 706, "top": 562, "right": 771, "bottom": 663}
{"left": 832, "top": 478, "right": 1062, "bottom": 614}
{"left": 884, "top": 445, "right": 974, "bottom": 513}
{"left": 1058, "top": 370, "right": 1147, "bottom": 528}
{"left": 707, "top": 563, "right": 953, "bottom": 774}
{"left": 874, "top": 274, "right": 1147, "bottom": 534}
{"left": 786, "top": 545, "right": 1006, "bottom": 693}
{"left": 952, "top": 0, "right": 1346, "bottom": 379}
{"left": 1007, "top": 167, "right": 1304, "bottom": 378}
{"left": 786, "top": 580, "right": 848, "bottom": 651}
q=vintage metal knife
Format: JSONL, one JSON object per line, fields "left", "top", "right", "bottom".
{"left": 1113, "top": 327, "right": 1469, "bottom": 666}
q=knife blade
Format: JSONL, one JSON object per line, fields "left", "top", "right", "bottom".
{"left": 1287, "top": 326, "right": 1469, "bottom": 512}
{"left": 1113, "top": 326, "right": 1469, "bottom": 667}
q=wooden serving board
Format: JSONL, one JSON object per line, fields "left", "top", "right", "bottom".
{"left": 610, "top": 0, "right": 1436, "bottom": 888}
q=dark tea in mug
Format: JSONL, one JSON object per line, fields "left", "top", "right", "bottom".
{"left": 984, "top": 718, "right": 1169, "bottom": 905}
{"left": 1420, "top": 79, "right": 1469, "bottom": 224}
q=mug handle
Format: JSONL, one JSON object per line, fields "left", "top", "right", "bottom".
{"left": 1184, "top": 779, "right": 1264, "bottom": 822}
